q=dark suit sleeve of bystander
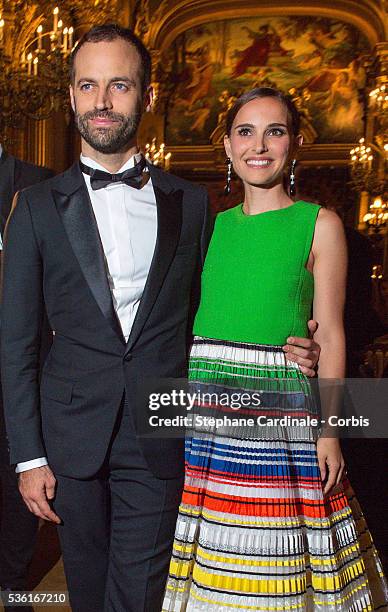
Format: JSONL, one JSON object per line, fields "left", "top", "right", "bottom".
{"left": 0, "top": 190, "right": 46, "bottom": 464}
{"left": 14, "top": 159, "right": 54, "bottom": 189}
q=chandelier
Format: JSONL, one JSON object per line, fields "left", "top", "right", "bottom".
{"left": 363, "top": 196, "right": 388, "bottom": 230}
{"left": 371, "top": 264, "right": 383, "bottom": 280}
{"left": 369, "top": 84, "right": 388, "bottom": 113}
{"left": 145, "top": 138, "right": 171, "bottom": 170}
{"left": 349, "top": 135, "right": 387, "bottom": 188}
{"left": 349, "top": 52, "right": 388, "bottom": 192}
{"left": 350, "top": 136, "right": 388, "bottom": 233}
{"left": 0, "top": 1, "right": 118, "bottom": 133}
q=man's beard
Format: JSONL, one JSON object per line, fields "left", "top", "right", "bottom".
{"left": 74, "top": 104, "right": 142, "bottom": 154}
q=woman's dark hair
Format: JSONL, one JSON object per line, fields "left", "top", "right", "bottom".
{"left": 225, "top": 87, "right": 300, "bottom": 136}
{"left": 69, "top": 24, "right": 152, "bottom": 95}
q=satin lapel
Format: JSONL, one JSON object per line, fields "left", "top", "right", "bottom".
{"left": 125, "top": 168, "right": 183, "bottom": 354}
{"left": 0, "top": 153, "right": 15, "bottom": 237}
{"left": 52, "top": 164, "right": 125, "bottom": 344}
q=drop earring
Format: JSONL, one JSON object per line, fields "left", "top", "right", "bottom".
{"left": 224, "top": 157, "right": 232, "bottom": 195}
{"left": 289, "top": 159, "right": 297, "bottom": 197}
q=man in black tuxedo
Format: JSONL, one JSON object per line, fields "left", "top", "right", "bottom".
{"left": 0, "top": 149, "right": 53, "bottom": 609}
{"left": 1, "top": 25, "right": 320, "bottom": 612}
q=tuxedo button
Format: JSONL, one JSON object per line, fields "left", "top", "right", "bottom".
{"left": 124, "top": 353, "right": 133, "bottom": 362}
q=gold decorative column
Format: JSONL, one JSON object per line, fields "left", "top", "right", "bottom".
{"left": 358, "top": 43, "right": 388, "bottom": 216}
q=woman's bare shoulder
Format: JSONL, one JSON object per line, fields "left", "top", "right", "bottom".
{"left": 313, "top": 207, "right": 346, "bottom": 255}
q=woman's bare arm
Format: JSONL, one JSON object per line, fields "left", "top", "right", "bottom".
{"left": 311, "top": 207, "right": 347, "bottom": 494}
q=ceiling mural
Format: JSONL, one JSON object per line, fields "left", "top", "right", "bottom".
{"left": 164, "top": 16, "right": 371, "bottom": 145}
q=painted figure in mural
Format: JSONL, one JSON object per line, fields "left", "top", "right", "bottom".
{"left": 307, "top": 22, "right": 338, "bottom": 53}
{"left": 184, "top": 99, "right": 212, "bottom": 133}
{"left": 217, "top": 90, "right": 238, "bottom": 128}
{"left": 303, "top": 68, "right": 338, "bottom": 93}
{"left": 303, "top": 62, "right": 361, "bottom": 101}
{"left": 347, "top": 58, "right": 366, "bottom": 90}
{"left": 232, "top": 25, "right": 273, "bottom": 76}
{"left": 269, "top": 29, "right": 290, "bottom": 57}
{"left": 232, "top": 24, "right": 289, "bottom": 78}
{"left": 299, "top": 49, "right": 323, "bottom": 71}
{"left": 169, "top": 42, "right": 214, "bottom": 114}
{"left": 163, "top": 87, "right": 388, "bottom": 611}
{"left": 327, "top": 70, "right": 354, "bottom": 112}
{"left": 327, "top": 70, "right": 365, "bottom": 138}
{"left": 185, "top": 44, "right": 214, "bottom": 106}
{"left": 302, "top": 54, "right": 365, "bottom": 139}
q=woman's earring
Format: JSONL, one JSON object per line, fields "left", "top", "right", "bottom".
{"left": 289, "top": 159, "right": 297, "bottom": 197}
{"left": 224, "top": 157, "right": 232, "bottom": 195}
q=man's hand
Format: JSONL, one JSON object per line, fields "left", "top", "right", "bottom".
{"left": 18, "top": 465, "right": 61, "bottom": 524}
{"left": 282, "top": 320, "right": 321, "bottom": 377}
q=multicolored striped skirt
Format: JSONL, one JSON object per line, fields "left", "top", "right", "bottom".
{"left": 163, "top": 337, "right": 388, "bottom": 611}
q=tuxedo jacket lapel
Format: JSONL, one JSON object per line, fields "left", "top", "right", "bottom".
{"left": 125, "top": 164, "right": 183, "bottom": 354}
{"left": 52, "top": 163, "right": 125, "bottom": 344}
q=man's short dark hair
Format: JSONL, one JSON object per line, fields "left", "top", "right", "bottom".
{"left": 69, "top": 24, "right": 152, "bottom": 94}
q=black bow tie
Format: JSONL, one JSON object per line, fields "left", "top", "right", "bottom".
{"left": 80, "top": 157, "right": 146, "bottom": 191}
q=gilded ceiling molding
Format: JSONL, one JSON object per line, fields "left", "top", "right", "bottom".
{"left": 150, "top": 0, "right": 386, "bottom": 51}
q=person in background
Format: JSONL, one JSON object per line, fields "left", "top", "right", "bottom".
{"left": 0, "top": 147, "right": 53, "bottom": 611}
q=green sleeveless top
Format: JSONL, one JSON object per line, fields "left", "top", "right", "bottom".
{"left": 193, "top": 200, "right": 321, "bottom": 345}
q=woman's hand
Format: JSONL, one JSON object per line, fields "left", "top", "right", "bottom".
{"left": 316, "top": 437, "right": 346, "bottom": 495}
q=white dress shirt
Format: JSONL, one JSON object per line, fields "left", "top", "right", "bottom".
{"left": 82, "top": 152, "right": 157, "bottom": 341}
{"left": 16, "top": 152, "right": 157, "bottom": 473}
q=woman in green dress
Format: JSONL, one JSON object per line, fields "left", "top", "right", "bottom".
{"left": 163, "top": 88, "right": 388, "bottom": 611}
